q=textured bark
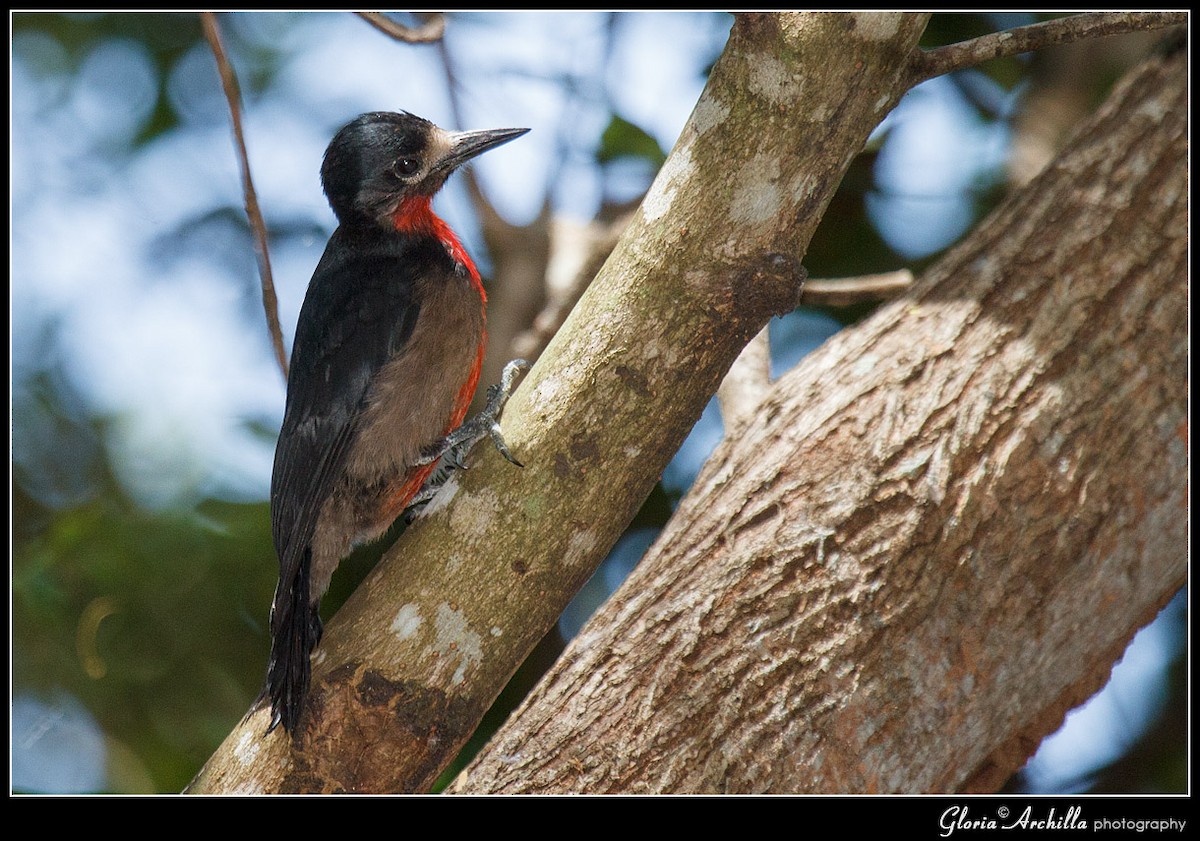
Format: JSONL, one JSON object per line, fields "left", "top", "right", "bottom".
{"left": 188, "top": 13, "right": 931, "bottom": 793}
{"left": 453, "top": 46, "right": 1187, "bottom": 794}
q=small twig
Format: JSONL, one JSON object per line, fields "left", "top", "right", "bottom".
{"left": 802, "top": 270, "right": 915, "bottom": 307}
{"left": 718, "top": 327, "right": 772, "bottom": 433}
{"left": 910, "top": 12, "right": 1187, "bottom": 87}
{"left": 356, "top": 11, "right": 445, "bottom": 44}
{"left": 201, "top": 12, "right": 289, "bottom": 381}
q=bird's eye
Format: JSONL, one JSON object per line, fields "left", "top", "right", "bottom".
{"left": 393, "top": 158, "right": 421, "bottom": 177}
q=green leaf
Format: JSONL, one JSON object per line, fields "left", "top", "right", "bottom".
{"left": 597, "top": 114, "right": 667, "bottom": 167}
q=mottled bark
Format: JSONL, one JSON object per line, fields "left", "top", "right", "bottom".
{"left": 454, "top": 45, "right": 1187, "bottom": 794}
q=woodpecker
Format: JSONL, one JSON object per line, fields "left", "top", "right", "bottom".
{"left": 266, "top": 111, "right": 529, "bottom": 735}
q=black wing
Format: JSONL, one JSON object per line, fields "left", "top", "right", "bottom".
{"left": 269, "top": 227, "right": 431, "bottom": 566}
{"left": 266, "top": 226, "right": 448, "bottom": 732}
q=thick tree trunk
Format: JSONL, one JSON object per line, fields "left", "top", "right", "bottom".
{"left": 453, "top": 45, "right": 1187, "bottom": 794}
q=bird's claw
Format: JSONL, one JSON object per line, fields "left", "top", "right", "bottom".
{"left": 415, "top": 358, "right": 529, "bottom": 470}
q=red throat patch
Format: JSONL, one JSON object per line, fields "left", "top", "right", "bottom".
{"left": 392, "top": 195, "right": 486, "bottom": 303}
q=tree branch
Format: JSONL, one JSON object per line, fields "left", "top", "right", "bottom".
{"left": 717, "top": 326, "right": 772, "bottom": 432}
{"left": 355, "top": 11, "right": 445, "bottom": 44}
{"left": 187, "top": 12, "right": 932, "bottom": 794}
{"left": 454, "top": 45, "right": 1188, "bottom": 794}
{"left": 201, "top": 12, "right": 288, "bottom": 382}
{"left": 909, "top": 11, "right": 1187, "bottom": 87}
{"left": 802, "top": 269, "right": 914, "bottom": 307}
{"left": 508, "top": 212, "right": 632, "bottom": 364}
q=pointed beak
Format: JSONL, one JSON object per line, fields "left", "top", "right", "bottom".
{"left": 437, "top": 126, "right": 529, "bottom": 173}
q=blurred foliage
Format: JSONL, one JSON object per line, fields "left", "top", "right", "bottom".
{"left": 1092, "top": 650, "right": 1188, "bottom": 794}
{"left": 13, "top": 11, "right": 203, "bottom": 142}
{"left": 12, "top": 10, "right": 275, "bottom": 793}
{"left": 10, "top": 11, "right": 1185, "bottom": 794}
{"left": 597, "top": 114, "right": 668, "bottom": 168}
{"left": 13, "top": 479, "right": 277, "bottom": 792}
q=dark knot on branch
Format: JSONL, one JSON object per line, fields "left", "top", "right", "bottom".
{"left": 730, "top": 252, "right": 808, "bottom": 325}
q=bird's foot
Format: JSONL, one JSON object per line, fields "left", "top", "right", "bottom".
{"left": 405, "top": 359, "right": 528, "bottom": 521}
{"left": 416, "top": 358, "right": 529, "bottom": 471}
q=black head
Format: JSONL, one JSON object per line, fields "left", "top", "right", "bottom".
{"left": 320, "top": 111, "right": 529, "bottom": 226}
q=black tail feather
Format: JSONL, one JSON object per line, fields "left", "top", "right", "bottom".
{"left": 266, "top": 548, "right": 323, "bottom": 735}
